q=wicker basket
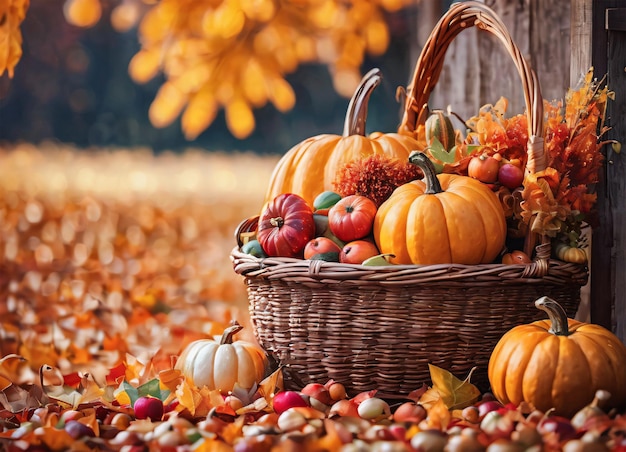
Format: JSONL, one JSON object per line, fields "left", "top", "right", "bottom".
{"left": 231, "top": 1, "right": 589, "bottom": 397}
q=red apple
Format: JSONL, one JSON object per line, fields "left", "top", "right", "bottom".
{"left": 498, "top": 162, "right": 525, "bottom": 189}
{"left": 272, "top": 391, "right": 309, "bottom": 415}
{"left": 303, "top": 237, "right": 342, "bottom": 260}
{"left": 340, "top": 240, "right": 380, "bottom": 264}
{"left": 134, "top": 396, "right": 164, "bottom": 421}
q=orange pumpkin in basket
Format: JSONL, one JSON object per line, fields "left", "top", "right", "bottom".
{"left": 488, "top": 296, "right": 626, "bottom": 418}
{"left": 373, "top": 151, "right": 506, "bottom": 265}
{"left": 264, "top": 68, "right": 423, "bottom": 207}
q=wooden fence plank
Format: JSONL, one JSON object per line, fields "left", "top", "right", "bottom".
{"left": 605, "top": 8, "right": 626, "bottom": 341}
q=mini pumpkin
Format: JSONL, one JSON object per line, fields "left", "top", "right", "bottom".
{"left": 554, "top": 241, "right": 587, "bottom": 264}
{"left": 264, "top": 68, "right": 423, "bottom": 207}
{"left": 373, "top": 151, "right": 506, "bottom": 265}
{"left": 488, "top": 296, "right": 626, "bottom": 418}
{"left": 175, "top": 321, "right": 268, "bottom": 393}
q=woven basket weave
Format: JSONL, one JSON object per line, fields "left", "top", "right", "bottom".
{"left": 231, "top": 1, "right": 589, "bottom": 397}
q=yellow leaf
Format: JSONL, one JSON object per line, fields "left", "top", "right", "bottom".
{"left": 138, "top": 4, "right": 174, "bottom": 43}
{"left": 365, "top": 20, "right": 389, "bottom": 55}
{"left": 240, "top": 0, "right": 275, "bottom": 22}
{"left": 149, "top": 81, "right": 187, "bottom": 128}
{"left": 295, "top": 35, "right": 317, "bottom": 62}
{"left": 182, "top": 88, "right": 218, "bottom": 140}
{"left": 110, "top": 1, "right": 141, "bottom": 32}
{"left": 175, "top": 62, "right": 213, "bottom": 93}
{"left": 158, "top": 368, "right": 184, "bottom": 394}
{"left": 268, "top": 77, "right": 295, "bottom": 112}
{"left": 128, "top": 48, "right": 162, "bottom": 84}
{"left": 379, "top": 0, "right": 408, "bottom": 12}
{"left": 427, "top": 364, "right": 481, "bottom": 411}
{"left": 114, "top": 385, "right": 131, "bottom": 406}
{"left": 242, "top": 59, "right": 268, "bottom": 107}
{"left": 332, "top": 68, "right": 361, "bottom": 98}
{"left": 417, "top": 386, "right": 442, "bottom": 412}
{"left": 425, "top": 397, "right": 451, "bottom": 430}
{"left": 225, "top": 98, "right": 255, "bottom": 139}
{"left": 176, "top": 379, "right": 201, "bottom": 416}
{"left": 63, "top": 0, "right": 102, "bottom": 28}
{"left": 309, "top": 0, "right": 338, "bottom": 28}
{"left": 0, "top": 0, "right": 30, "bottom": 78}
{"left": 204, "top": 1, "right": 245, "bottom": 39}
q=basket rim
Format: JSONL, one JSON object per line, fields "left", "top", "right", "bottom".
{"left": 231, "top": 247, "right": 588, "bottom": 286}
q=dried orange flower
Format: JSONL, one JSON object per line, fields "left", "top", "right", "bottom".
{"left": 333, "top": 154, "right": 422, "bottom": 206}
{"left": 462, "top": 68, "right": 613, "bottom": 240}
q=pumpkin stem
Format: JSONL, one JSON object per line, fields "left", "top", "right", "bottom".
{"left": 535, "top": 296, "right": 570, "bottom": 336}
{"left": 220, "top": 321, "right": 244, "bottom": 345}
{"left": 270, "top": 217, "right": 284, "bottom": 228}
{"left": 343, "top": 68, "right": 382, "bottom": 137}
{"left": 408, "top": 151, "right": 443, "bottom": 194}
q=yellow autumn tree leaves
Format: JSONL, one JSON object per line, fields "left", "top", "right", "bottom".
{"left": 8, "top": 0, "right": 412, "bottom": 139}
{"left": 124, "top": 0, "right": 412, "bottom": 139}
{"left": 0, "top": 0, "right": 30, "bottom": 78}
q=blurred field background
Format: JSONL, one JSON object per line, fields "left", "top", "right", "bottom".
{"left": 0, "top": 142, "right": 281, "bottom": 380}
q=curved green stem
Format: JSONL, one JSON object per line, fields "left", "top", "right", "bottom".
{"left": 408, "top": 151, "right": 443, "bottom": 194}
{"left": 342, "top": 68, "right": 382, "bottom": 137}
{"left": 535, "top": 296, "right": 570, "bottom": 336}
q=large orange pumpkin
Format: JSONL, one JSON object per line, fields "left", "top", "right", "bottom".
{"left": 373, "top": 151, "right": 506, "bottom": 265}
{"left": 264, "top": 68, "right": 424, "bottom": 207}
{"left": 488, "top": 296, "right": 626, "bottom": 418}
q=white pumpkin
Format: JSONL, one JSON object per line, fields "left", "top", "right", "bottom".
{"left": 175, "top": 321, "right": 268, "bottom": 393}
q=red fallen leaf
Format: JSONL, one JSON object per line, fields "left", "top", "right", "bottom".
{"left": 406, "top": 383, "right": 429, "bottom": 402}
{"left": 213, "top": 404, "right": 237, "bottom": 418}
{"left": 63, "top": 372, "right": 83, "bottom": 389}
{"left": 106, "top": 362, "right": 127, "bottom": 385}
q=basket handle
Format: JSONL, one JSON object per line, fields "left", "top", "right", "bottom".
{"left": 398, "top": 1, "right": 550, "bottom": 274}
{"left": 399, "top": 1, "right": 545, "bottom": 175}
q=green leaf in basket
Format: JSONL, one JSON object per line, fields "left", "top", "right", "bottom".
{"left": 426, "top": 137, "right": 459, "bottom": 173}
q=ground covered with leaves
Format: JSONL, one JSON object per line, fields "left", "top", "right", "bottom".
{"left": 0, "top": 144, "right": 625, "bottom": 451}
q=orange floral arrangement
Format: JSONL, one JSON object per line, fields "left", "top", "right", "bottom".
{"left": 333, "top": 154, "right": 422, "bottom": 206}
{"left": 438, "top": 68, "right": 617, "bottom": 254}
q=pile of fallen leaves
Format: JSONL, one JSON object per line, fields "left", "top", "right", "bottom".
{"left": 0, "top": 142, "right": 277, "bottom": 389}
{"left": 1, "top": 144, "right": 626, "bottom": 451}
